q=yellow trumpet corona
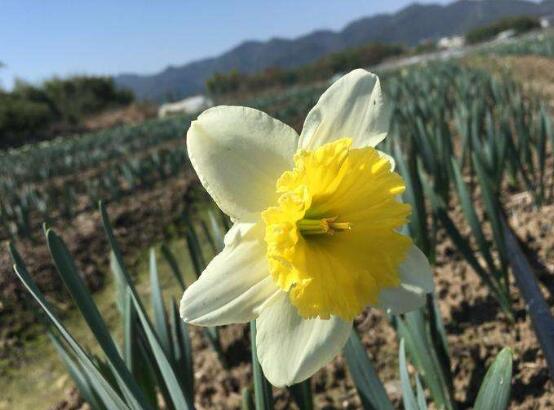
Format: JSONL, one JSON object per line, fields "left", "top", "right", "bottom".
{"left": 262, "top": 138, "right": 412, "bottom": 321}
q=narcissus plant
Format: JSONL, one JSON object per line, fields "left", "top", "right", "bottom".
{"left": 180, "top": 69, "right": 434, "bottom": 387}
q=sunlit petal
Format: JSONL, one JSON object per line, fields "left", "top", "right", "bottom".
{"left": 187, "top": 106, "right": 299, "bottom": 222}
{"left": 180, "top": 222, "right": 279, "bottom": 326}
{"left": 299, "top": 69, "right": 390, "bottom": 150}
{"left": 255, "top": 293, "right": 352, "bottom": 386}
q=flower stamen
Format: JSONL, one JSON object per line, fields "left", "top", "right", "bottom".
{"left": 297, "top": 217, "right": 352, "bottom": 235}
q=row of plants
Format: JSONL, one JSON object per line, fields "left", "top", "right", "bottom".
{"left": 0, "top": 114, "right": 190, "bottom": 184}
{"left": 0, "top": 145, "right": 189, "bottom": 240}
{"left": 0, "top": 115, "right": 192, "bottom": 239}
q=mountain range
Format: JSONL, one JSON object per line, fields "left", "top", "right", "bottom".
{"left": 115, "top": 0, "right": 554, "bottom": 101}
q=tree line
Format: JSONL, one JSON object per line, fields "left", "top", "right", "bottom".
{"left": 0, "top": 75, "right": 134, "bottom": 149}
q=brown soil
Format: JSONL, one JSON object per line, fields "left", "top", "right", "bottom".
{"left": 83, "top": 103, "right": 158, "bottom": 131}
{"left": 0, "top": 171, "right": 194, "bottom": 368}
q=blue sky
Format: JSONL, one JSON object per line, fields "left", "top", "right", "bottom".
{"left": 0, "top": 0, "right": 452, "bottom": 89}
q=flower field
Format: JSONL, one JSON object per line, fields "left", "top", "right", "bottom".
{"left": 1, "top": 54, "right": 553, "bottom": 409}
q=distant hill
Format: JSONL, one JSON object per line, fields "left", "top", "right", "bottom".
{"left": 115, "top": 0, "right": 554, "bottom": 101}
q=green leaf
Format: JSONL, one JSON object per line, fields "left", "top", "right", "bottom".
{"left": 9, "top": 243, "right": 130, "bottom": 410}
{"left": 473, "top": 348, "right": 513, "bottom": 410}
{"left": 451, "top": 158, "right": 498, "bottom": 278}
{"left": 110, "top": 252, "right": 127, "bottom": 315}
{"left": 289, "top": 379, "right": 313, "bottom": 410}
{"left": 399, "top": 339, "right": 419, "bottom": 410}
{"left": 183, "top": 211, "right": 206, "bottom": 278}
{"left": 171, "top": 299, "right": 194, "bottom": 399}
{"left": 149, "top": 248, "right": 172, "bottom": 356}
{"left": 100, "top": 201, "right": 141, "bottom": 302}
{"left": 131, "top": 290, "right": 193, "bottom": 410}
{"left": 395, "top": 143, "right": 431, "bottom": 257}
{"left": 424, "top": 180, "right": 512, "bottom": 316}
{"left": 45, "top": 229, "right": 151, "bottom": 410}
{"left": 122, "top": 291, "right": 158, "bottom": 405}
{"left": 415, "top": 374, "right": 427, "bottom": 410}
{"left": 343, "top": 330, "right": 393, "bottom": 410}
{"left": 207, "top": 208, "right": 226, "bottom": 252}
{"left": 426, "top": 294, "right": 451, "bottom": 385}
{"left": 396, "top": 310, "right": 454, "bottom": 410}
{"left": 472, "top": 153, "right": 509, "bottom": 282}
{"left": 49, "top": 332, "right": 104, "bottom": 410}
{"left": 250, "top": 321, "right": 273, "bottom": 410}
{"left": 241, "top": 388, "right": 255, "bottom": 410}
{"left": 161, "top": 243, "right": 186, "bottom": 291}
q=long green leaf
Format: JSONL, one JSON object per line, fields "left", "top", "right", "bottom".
{"left": 424, "top": 181, "right": 512, "bottom": 315}
{"left": 122, "top": 291, "right": 158, "bottom": 406}
{"left": 171, "top": 299, "right": 194, "bottom": 399}
{"left": 250, "top": 321, "right": 273, "bottom": 410}
{"left": 149, "top": 248, "right": 172, "bottom": 356}
{"left": 241, "top": 388, "right": 255, "bottom": 410}
{"left": 343, "top": 330, "right": 393, "bottom": 410}
{"left": 473, "top": 348, "right": 513, "bottom": 410}
{"left": 396, "top": 310, "right": 454, "bottom": 410}
{"left": 289, "top": 379, "right": 313, "bottom": 410}
{"left": 472, "top": 153, "right": 509, "bottom": 284}
{"left": 399, "top": 339, "right": 420, "bottom": 410}
{"left": 161, "top": 243, "right": 186, "bottom": 291}
{"left": 45, "top": 229, "right": 151, "bottom": 410}
{"left": 49, "top": 332, "right": 104, "bottom": 410}
{"left": 9, "top": 243, "right": 129, "bottom": 410}
{"left": 131, "top": 290, "right": 193, "bottom": 410}
{"left": 451, "top": 158, "right": 498, "bottom": 278}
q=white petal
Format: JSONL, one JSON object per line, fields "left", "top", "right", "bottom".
{"left": 377, "top": 245, "right": 434, "bottom": 314}
{"left": 180, "top": 222, "right": 279, "bottom": 326}
{"left": 187, "top": 106, "right": 299, "bottom": 222}
{"left": 255, "top": 293, "right": 352, "bottom": 387}
{"left": 299, "top": 69, "right": 390, "bottom": 150}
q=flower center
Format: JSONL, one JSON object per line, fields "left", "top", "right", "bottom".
{"left": 297, "top": 217, "right": 351, "bottom": 235}
{"left": 262, "top": 138, "right": 412, "bottom": 321}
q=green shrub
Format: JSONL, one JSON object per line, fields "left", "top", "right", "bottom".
{"left": 42, "top": 76, "right": 133, "bottom": 125}
{"left": 0, "top": 92, "right": 57, "bottom": 148}
{"left": 0, "top": 76, "right": 134, "bottom": 149}
{"left": 465, "top": 16, "right": 541, "bottom": 45}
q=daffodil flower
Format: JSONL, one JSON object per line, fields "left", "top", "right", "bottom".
{"left": 180, "top": 69, "right": 434, "bottom": 387}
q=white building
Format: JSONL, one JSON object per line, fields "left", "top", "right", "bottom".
{"left": 495, "top": 29, "right": 516, "bottom": 42}
{"left": 158, "top": 95, "right": 213, "bottom": 118}
{"left": 541, "top": 15, "right": 554, "bottom": 28}
{"left": 437, "top": 36, "right": 465, "bottom": 49}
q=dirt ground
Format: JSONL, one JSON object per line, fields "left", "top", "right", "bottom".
{"left": 83, "top": 103, "right": 158, "bottom": 131}
{"left": 0, "top": 171, "right": 194, "bottom": 369}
